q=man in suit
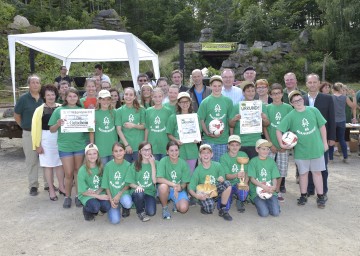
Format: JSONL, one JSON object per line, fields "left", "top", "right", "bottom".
{"left": 303, "top": 73, "right": 336, "bottom": 200}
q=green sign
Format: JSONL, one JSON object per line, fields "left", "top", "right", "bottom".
{"left": 201, "top": 42, "right": 237, "bottom": 51}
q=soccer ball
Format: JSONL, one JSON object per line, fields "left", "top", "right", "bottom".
{"left": 256, "top": 182, "right": 273, "bottom": 200}
{"left": 208, "top": 119, "right": 224, "bottom": 136}
{"left": 282, "top": 131, "right": 298, "bottom": 148}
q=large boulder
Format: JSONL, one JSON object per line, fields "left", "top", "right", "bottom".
{"left": 199, "top": 28, "right": 213, "bottom": 42}
{"left": 8, "top": 15, "right": 30, "bottom": 29}
{"left": 92, "top": 9, "right": 126, "bottom": 31}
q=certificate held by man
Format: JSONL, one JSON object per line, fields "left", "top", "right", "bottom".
{"left": 239, "top": 100, "right": 262, "bottom": 134}
{"left": 60, "top": 109, "right": 95, "bottom": 133}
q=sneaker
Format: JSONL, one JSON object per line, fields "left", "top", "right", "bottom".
{"left": 75, "top": 196, "right": 82, "bottom": 207}
{"left": 297, "top": 195, "right": 307, "bottom": 206}
{"left": 218, "top": 207, "right": 233, "bottom": 221}
{"left": 323, "top": 194, "right": 328, "bottom": 202}
{"left": 317, "top": 196, "right": 326, "bottom": 209}
{"left": 236, "top": 200, "right": 245, "bottom": 213}
{"left": 343, "top": 158, "right": 348, "bottom": 163}
{"left": 189, "top": 196, "right": 197, "bottom": 207}
{"left": 172, "top": 204, "right": 178, "bottom": 213}
{"left": 277, "top": 193, "right": 285, "bottom": 203}
{"left": 162, "top": 206, "right": 171, "bottom": 219}
{"left": 280, "top": 187, "right": 286, "bottom": 193}
{"left": 29, "top": 187, "right": 38, "bottom": 196}
{"left": 63, "top": 197, "right": 72, "bottom": 208}
{"left": 200, "top": 207, "right": 212, "bottom": 215}
{"left": 122, "top": 207, "right": 130, "bottom": 218}
{"left": 44, "top": 185, "right": 58, "bottom": 191}
{"left": 138, "top": 212, "right": 150, "bottom": 222}
{"left": 83, "top": 208, "right": 95, "bottom": 221}
{"left": 334, "top": 150, "right": 341, "bottom": 157}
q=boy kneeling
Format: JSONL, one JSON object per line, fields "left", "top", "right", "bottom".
{"left": 248, "top": 139, "right": 281, "bottom": 217}
{"left": 188, "top": 144, "right": 233, "bottom": 221}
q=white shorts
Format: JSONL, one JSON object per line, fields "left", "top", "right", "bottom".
{"left": 295, "top": 156, "right": 325, "bottom": 175}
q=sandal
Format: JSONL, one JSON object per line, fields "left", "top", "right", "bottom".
{"left": 50, "top": 195, "right": 58, "bottom": 201}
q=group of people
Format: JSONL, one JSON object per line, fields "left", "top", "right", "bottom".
{"left": 13, "top": 63, "right": 359, "bottom": 223}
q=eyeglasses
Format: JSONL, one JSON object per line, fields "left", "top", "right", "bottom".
{"left": 291, "top": 98, "right": 303, "bottom": 104}
{"left": 142, "top": 147, "right": 151, "bottom": 152}
{"left": 256, "top": 86, "right": 268, "bottom": 89}
{"left": 271, "top": 92, "right": 282, "bottom": 96}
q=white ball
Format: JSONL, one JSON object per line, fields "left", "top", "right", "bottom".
{"left": 282, "top": 131, "right": 298, "bottom": 148}
{"left": 208, "top": 119, "right": 224, "bottom": 136}
{"left": 256, "top": 182, "right": 273, "bottom": 200}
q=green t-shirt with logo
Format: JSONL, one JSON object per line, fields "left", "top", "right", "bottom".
{"left": 189, "top": 161, "right": 223, "bottom": 191}
{"left": 48, "top": 105, "right": 87, "bottom": 152}
{"left": 219, "top": 151, "right": 249, "bottom": 186}
{"left": 101, "top": 159, "right": 131, "bottom": 197}
{"left": 277, "top": 106, "right": 326, "bottom": 159}
{"left": 125, "top": 161, "right": 158, "bottom": 197}
{"left": 230, "top": 102, "right": 268, "bottom": 146}
{"left": 145, "top": 106, "right": 171, "bottom": 154}
{"left": 78, "top": 165, "right": 105, "bottom": 205}
{"left": 197, "top": 95, "right": 233, "bottom": 144}
{"left": 156, "top": 156, "right": 191, "bottom": 185}
{"left": 116, "top": 105, "right": 145, "bottom": 150}
{"left": 166, "top": 114, "right": 199, "bottom": 160}
{"left": 95, "top": 109, "right": 118, "bottom": 157}
{"left": 266, "top": 103, "right": 293, "bottom": 149}
{"left": 163, "top": 103, "right": 177, "bottom": 115}
{"left": 247, "top": 156, "right": 280, "bottom": 201}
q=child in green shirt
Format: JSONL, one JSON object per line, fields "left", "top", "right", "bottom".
{"left": 248, "top": 139, "right": 280, "bottom": 217}
{"left": 188, "top": 144, "right": 233, "bottom": 221}
{"left": 101, "top": 142, "right": 132, "bottom": 224}
{"left": 78, "top": 143, "right": 111, "bottom": 221}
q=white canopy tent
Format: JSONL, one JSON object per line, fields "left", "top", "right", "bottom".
{"left": 8, "top": 29, "right": 160, "bottom": 104}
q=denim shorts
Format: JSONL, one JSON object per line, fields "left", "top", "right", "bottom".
{"left": 59, "top": 149, "right": 85, "bottom": 158}
{"left": 169, "top": 187, "right": 189, "bottom": 204}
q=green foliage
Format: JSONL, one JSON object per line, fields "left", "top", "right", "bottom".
{"left": 251, "top": 48, "right": 264, "bottom": 58}
{"left": 0, "top": 0, "right": 16, "bottom": 27}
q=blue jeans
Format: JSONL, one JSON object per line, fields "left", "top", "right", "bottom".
{"left": 125, "top": 151, "right": 138, "bottom": 163}
{"left": 132, "top": 191, "right": 156, "bottom": 216}
{"left": 84, "top": 198, "right": 111, "bottom": 215}
{"left": 253, "top": 195, "right": 280, "bottom": 217}
{"left": 101, "top": 155, "right": 113, "bottom": 165}
{"left": 329, "top": 121, "right": 348, "bottom": 160}
{"left": 107, "top": 194, "right": 132, "bottom": 224}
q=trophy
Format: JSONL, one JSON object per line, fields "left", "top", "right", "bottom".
{"left": 236, "top": 157, "right": 249, "bottom": 190}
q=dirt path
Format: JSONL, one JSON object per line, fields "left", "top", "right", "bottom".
{"left": 0, "top": 138, "right": 359, "bottom": 256}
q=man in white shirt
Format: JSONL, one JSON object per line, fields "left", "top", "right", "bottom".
{"left": 221, "top": 69, "right": 244, "bottom": 105}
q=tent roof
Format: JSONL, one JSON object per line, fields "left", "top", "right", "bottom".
{"left": 8, "top": 29, "right": 160, "bottom": 103}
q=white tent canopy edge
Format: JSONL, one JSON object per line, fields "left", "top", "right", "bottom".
{"left": 8, "top": 29, "right": 160, "bottom": 104}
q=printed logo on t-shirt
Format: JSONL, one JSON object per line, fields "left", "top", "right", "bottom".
{"left": 210, "top": 104, "right": 226, "bottom": 120}
{"left": 231, "top": 164, "right": 239, "bottom": 173}
{"left": 99, "top": 116, "right": 115, "bottom": 133}
{"left": 93, "top": 175, "right": 100, "bottom": 189}
{"left": 150, "top": 116, "right": 166, "bottom": 133}
{"left": 297, "top": 117, "right": 316, "bottom": 136}
{"left": 275, "top": 112, "right": 281, "bottom": 124}
{"left": 302, "top": 118, "right": 309, "bottom": 131}
{"left": 260, "top": 168, "right": 267, "bottom": 182}
{"left": 128, "top": 114, "right": 134, "bottom": 123}
{"left": 110, "top": 171, "right": 124, "bottom": 189}
{"left": 141, "top": 170, "right": 151, "bottom": 187}
{"left": 171, "top": 170, "right": 177, "bottom": 183}
{"left": 103, "top": 116, "right": 110, "bottom": 129}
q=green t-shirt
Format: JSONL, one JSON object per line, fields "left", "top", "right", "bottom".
{"left": 14, "top": 92, "right": 43, "bottom": 130}
{"left": 77, "top": 165, "right": 105, "bottom": 205}
{"left": 219, "top": 151, "right": 249, "bottom": 186}
{"left": 156, "top": 156, "right": 191, "bottom": 185}
{"left": 277, "top": 106, "right": 326, "bottom": 159}
{"left": 247, "top": 156, "right": 280, "bottom": 201}
{"left": 163, "top": 103, "right": 177, "bottom": 115}
{"left": 266, "top": 103, "right": 293, "bottom": 149}
{"left": 189, "top": 161, "right": 223, "bottom": 191}
{"left": 125, "top": 161, "right": 158, "bottom": 197}
{"left": 101, "top": 159, "right": 131, "bottom": 197}
{"left": 230, "top": 102, "right": 268, "bottom": 146}
{"left": 48, "top": 105, "right": 87, "bottom": 152}
{"left": 145, "top": 106, "right": 171, "bottom": 154}
{"left": 166, "top": 114, "right": 199, "bottom": 160}
{"left": 94, "top": 109, "right": 118, "bottom": 157}
{"left": 115, "top": 105, "right": 145, "bottom": 150}
{"left": 197, "top": 95, "right": 233, "bottom": 144}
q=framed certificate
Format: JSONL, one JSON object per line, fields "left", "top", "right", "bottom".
{"left": 60, "top": 109, "right": 95, "bottom": 133}
{"left": 176, "top": 113, "right": 202, "bottom": 144}
{"left": 239, "top": 100, "right": 262, "bottom": 134}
